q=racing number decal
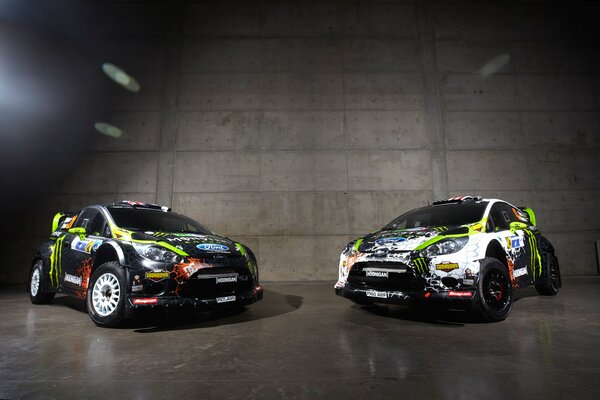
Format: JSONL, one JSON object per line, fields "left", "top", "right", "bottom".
{"left": 49, "top": 236, "right": 65, "bottom": 288}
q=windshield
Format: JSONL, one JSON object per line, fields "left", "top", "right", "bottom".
{"left": 383, "top": 202, "right": 489, "bottom": 230}
{"left": 107, "top": 207, "right": 212, "bottom": 234}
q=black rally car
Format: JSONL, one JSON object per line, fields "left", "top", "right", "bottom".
{"left": 28, "top": 201, "right": 262, "bottom": 327}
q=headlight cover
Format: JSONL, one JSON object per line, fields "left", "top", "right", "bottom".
{"left": 419, "top": 236, "right": 468, "bottom": 258}
{"left": 132, "top": 242, "right": 183, "bottom": 263}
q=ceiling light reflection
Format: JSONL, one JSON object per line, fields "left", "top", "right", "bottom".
{"left": 479, "top": 54, "right": 511, "bottom": 78}
{"left": 101, "top": 63, "right": 140, "bottom": 92}
{"left": 94, "top": 122, "right": 124, "bottom": 139}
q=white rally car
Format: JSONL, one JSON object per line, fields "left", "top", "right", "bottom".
{"left": 334, "top": 196, "right": 560, "bottom": 322}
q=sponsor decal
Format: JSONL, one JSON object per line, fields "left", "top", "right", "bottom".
{"left": 71, "top": 237, "right": 103, "bottom": 254}
{"left": 505, "top": 236, "right": 524, "bottom": 249}
{"left": 462, "top": 278, "right": 475, "bottom": 286}
{"left": 513, "top": 267, "right": 528, "bottom": 278}
{"left": 196, "top": 243, "right": 229, "bottom": 252}
{"left": 132, "top": 284, "right": 143, "bottom": 292}
{"left": 133, "top": 298, "right": 158, "bottom": 305}
{"left": 145, "top": 270, "right": 169, "bottom": 281}
{"left": 64, "top": 273, "right": 82, "bottom": 286}
{"left": 365, "top": 270, "right": 388, "bottom": 278}
{"left": 448, "top": 291, "right": 473, "bottom": 298}
{"left": 216, "top": 295, "right": 236, "bottom": 303}
{"left": 216, "top": 276, "right": 237, "bottom": 284}
{"left": 49, "top": 235, "right": 65, "bottom": 288}
{"left": 436, "top": 262, "right": 459, "bottom": 273}
{"left": 413, "top": 257, "right": 429, "bottom": 274}
{"left": 366, "top": 289, "right": 387, "bottom": 299}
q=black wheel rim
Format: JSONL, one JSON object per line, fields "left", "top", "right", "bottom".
{"left": 482, "top": 269, "right": 510, "bottom": 311}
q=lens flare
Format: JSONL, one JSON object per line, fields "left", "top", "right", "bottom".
{"left": 94, "top": 122, "right": 124, "bottom": 138}
{"left": 101, "top": 63, "right": 140, "bottom": 92}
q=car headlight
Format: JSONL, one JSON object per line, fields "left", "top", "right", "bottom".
{"left": 419, "top": 237, "right": 468, "bottom": 258}
{"left": 132, "top": 242, "right": 184, "bottom": 263}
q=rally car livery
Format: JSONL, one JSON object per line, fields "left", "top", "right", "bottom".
{"left": 335, "top": 196, "right": 560, "bottom": 322}
{"left": 28, "top": 201, "right": 262, "bottom": 327}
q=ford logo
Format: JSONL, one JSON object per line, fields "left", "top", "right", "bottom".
{"left": 375, "top": 237, "right": 406, "bottom": 244}
{"left": 374, "top": 248, "right": 388, "bottom": 257}
{"left": 197, "top": 243, "right": 229, "bottom": 252}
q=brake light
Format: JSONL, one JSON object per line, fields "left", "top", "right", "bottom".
{"left": 448, "top": 291, "right": 474, "bottom": 298}
{"left": 133, "top": 298, "right": 158, "bottom": 305}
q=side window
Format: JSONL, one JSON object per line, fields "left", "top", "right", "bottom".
{"left": 87, "top": 212, "right": 108, "bottom": 237}
{"left": 489, "top": 204, "right": 509, "bottom": 232}
{"left": 75, "top": 208, "right": 108, "bottom": 236}
{"left": 74, "top": 209, "right": 98, "bottom": 231}
{"left": 498, "top": 203, "right": 519, "bottom": 224}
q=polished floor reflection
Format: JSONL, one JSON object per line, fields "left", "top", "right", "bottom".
{"left": 1, "top": 277, "right": 599, "bottom": 399}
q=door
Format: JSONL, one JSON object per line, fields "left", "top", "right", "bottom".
{"left": 60, "top": 208, "right": 109, "bottom": 295}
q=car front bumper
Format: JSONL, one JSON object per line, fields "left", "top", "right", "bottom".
{"left": 335, "top": 284, "right": 476, "bottom": 309}
{"left": 125, "top": 286, "right": 263, "bottom": 316}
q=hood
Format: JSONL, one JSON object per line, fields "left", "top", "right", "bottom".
{"left": 359, "top": 227, "right": 443, "bottom": 253}
{"left": 132, "top": 231, "right": 241, "bottom": 258}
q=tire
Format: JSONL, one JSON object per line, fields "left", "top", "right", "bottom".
{"left": 29, "top": 260, "right": 55, "bottom": 304}
{"left": 474, "top": 258, "right": 513, "bottom": 322}
{"left": 535, "top": 252, "right": 561, "bottom": 296}
{"left": 86, "top": 262, "right": 126, "bottom": 327}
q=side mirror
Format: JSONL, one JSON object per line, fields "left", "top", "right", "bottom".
{"left": 509, "top": 221, "right": 528, "bottom": 232}
{"left": 51, "top": 212, "right": 65, "bottom": 233}
{"left": 68, "top": 227, "right": 87, "bottom": 238}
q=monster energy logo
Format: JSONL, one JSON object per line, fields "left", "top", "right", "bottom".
{"left": 523, "top": 230, "right": 542, "bottom": 280}
{"left": 413, "top": 257, "right": 429, "bottom": 274}
{"left": 49, "top": 236, "right": 65, "bottom": 288}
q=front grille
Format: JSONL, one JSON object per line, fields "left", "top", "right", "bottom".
{"left": 178, "top": 266, "right": 253, "bottom": 299}
{"left": 348, "top": 261, "right": 424, "bottom": 292}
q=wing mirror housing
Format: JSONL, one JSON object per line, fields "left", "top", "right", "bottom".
{"left": 68, "top": 227, "right": 87, "bottom": 238}
{"left": 51, "top": 212, "right": 65, "bottom": 233}
{"left": 509, "top": 221, "right": 528, "bottom": 232}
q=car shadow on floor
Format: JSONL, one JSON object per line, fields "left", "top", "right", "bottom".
{"left": 132, "top": 289, "right": 302, "bottom": 332}
{"left": 52, "top": 288, "right": 302, "bottom": 332}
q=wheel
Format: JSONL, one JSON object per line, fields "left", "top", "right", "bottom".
{"left": 29, "top": 260, "right": 55, "bottom": 304}
{"left": 535, "top": 252, "right": 561, "bottom": 296}
{"left": 474, "top": 258, "right": 513, "bottom": 322}
{"left": 86, "top": 262, "right": 126, "bottom": 327}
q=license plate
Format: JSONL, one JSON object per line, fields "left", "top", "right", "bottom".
{"left": 365, "top": 270, "right": 388, "bottom": 278}
{"left": 216, "top": 276, "right": 237, "bottom": 284}
{"left": 366, "top": 290, "right": 387, "bottom": 299}
{"left": 216, "top": 295, "right": 236, "bottom": 303}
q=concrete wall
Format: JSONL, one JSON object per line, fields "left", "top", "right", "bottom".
{"left": 1, "top": 0, "right": 599, "bottom": 284}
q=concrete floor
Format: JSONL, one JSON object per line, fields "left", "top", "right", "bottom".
{"left": 1, "top": 277, "right": 600, "bottom": 399}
